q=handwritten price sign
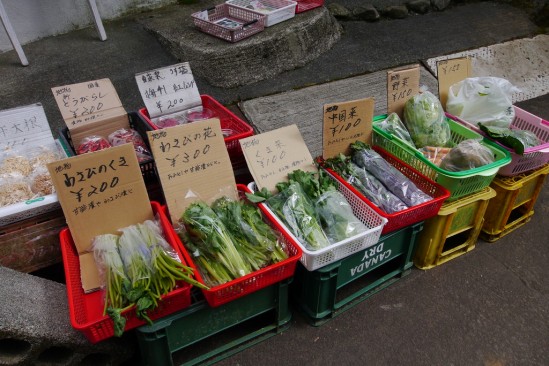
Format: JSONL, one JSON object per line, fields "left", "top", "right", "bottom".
{"left": 135, "top": 62, "right": 202, "bottom": 119}
{"left": 0, "top": 103, "right": 54, "bottom": 150}
{"left": 387, "top": 65, "right": 420, "bottom": 117}
{"left": 437, "top": 57, "right": 472, "bottom": 108}
{"left": 322, "top": 98, "right": 374, "bottom": 159}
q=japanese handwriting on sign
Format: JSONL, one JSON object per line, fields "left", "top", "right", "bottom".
{"left": 57, "top": 157, "right": 129, "bottom": 203}
{"left": 170, "top": 64, "right": 190, "bottom": 76}
{"left": 390, "top": 74, "right": 413, "bottom": 102}
{"left": 0, "top": 116, "right": 42, "bottom": 146}
{"left": 140, "top": 71, "right": 165, "bottom": 83}
{"left": 71, "top": 188, "right": 134, "bottom": 216}
{"left": 253, "top": 140, "right": 287, "bottom": 169}
{"left": 60, "top": 91, "right": 107, "bottom": 119}
{"left": 439, "top": 63, "right": 461, "bottom": 75}
{"left": 325, "top": 105, "right": 362, "bottom": 138}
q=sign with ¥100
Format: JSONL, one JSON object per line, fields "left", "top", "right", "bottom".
{"left": 47, "top": 143, "right": 153, "bottom": 292}
{"left": 239, "top": 124, "right": 317, "bottom": 193}
{"left": 135, "top": 62, "right": 202, "bottom": 119}
{"left": 387, "top": 65, "right": 420, "bottom": 117}
{"left": 322, "top": 98, "right": 374, "bottom": 159}
{"left": 0, "top": 103, "right": 55, "bottom": 151}
{"left": 437, "top": 57, "right": 472, "bottom": 109}
{"left": 147, "top": 118, "right": 236, "bottom": 225}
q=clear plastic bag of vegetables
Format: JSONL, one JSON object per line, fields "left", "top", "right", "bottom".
{"left": 377, "top": 113, "right": 416, "bottom": 148}
{"left": 266, "top": 181, "right": 331, "bottom": 251}
{"left": 323, "top": 154, "right": 408, "bottom": 214}
{"left": 403, "top": 90, "right": 452, "bottom": 148}
{"left": 351, "top": 142, "right": 432, "bottom": 207}
{"left": 439, "top": 139, "right": 495, "bottom": 172}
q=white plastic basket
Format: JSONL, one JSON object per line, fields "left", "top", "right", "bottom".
{"left": 226, "top": 0, "right": 297, "bottom": 27}
{"left": 248, "top": 175, "right": 388, "bottom": 271}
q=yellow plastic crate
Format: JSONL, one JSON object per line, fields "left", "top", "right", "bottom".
{"left": 414, "top": 187, "right": 496, "bottom": 269}
{"left": 481, "top": 164, "right": 549, "bottom": 242}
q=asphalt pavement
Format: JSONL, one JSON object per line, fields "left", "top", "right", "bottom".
{"left": 0, "top": 1, "right": 548, "bottom": 365}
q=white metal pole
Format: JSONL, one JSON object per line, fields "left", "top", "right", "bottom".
{"left": 88, "top": 0, "right": 107, "bottom": 41}
{"left": 0, "top": 0, "right": 29, "bottom": 66}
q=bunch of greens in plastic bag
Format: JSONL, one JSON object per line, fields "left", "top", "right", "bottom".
{"left": 351, "top": 142, "right": 432, "bottom": 207}
{"left": 439, "top": 139, "right": 495, "bottom": 172}
{"left": 323, "top": 154, "right": 408, "bottom": 214}
{"left": 92, "top": 220, "right": 203, "bottom": 337}
{"left": 179, "top": 197, "right": 289, "bottom": 287}
{"left": 377, "top": 113, "right": 416, "bottom": 148}
{"left": 478, "top": 123, "right": 540, "bottom": 155}
{"left": 403, "top": 90, "right": 452, "bottom": 148}
{"left": 248, "top": 169, "right": 368, "bottom": 250}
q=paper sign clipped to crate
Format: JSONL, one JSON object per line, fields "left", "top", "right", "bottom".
{"left": 437, "top": 57, "right": 472, "bottom": 109}
{"left": 0, "top": 103, "right": 55, "bottom": 151}
{"left": 239, "top": 124, "right": 316, "bottom": 193}
{"left": 135, "top": 62, "right": 202, "bottom": 120}
{"left": 51, "top": 79, "right": 129, "bottom": 150}
{"left": 47, "top": 144, "right": 153, "bottom": 292}
{"left": 387, "top": 65, "right": 420, "bottom": 117}
{"left": 147, "top": 118, "right": 237, "bottom": 225}
{"left": 322, "top": 98, "right": 374, "bottom": 159}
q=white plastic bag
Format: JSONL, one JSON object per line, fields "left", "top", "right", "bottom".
{"left": 446, "top": 77, "right": 519, "bottom": 128}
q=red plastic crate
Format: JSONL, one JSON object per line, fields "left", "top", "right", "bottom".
{"left": 166, "top": 184, "right": 302, "bottom": 307}
{"left": 295, "top": 0, "right": 323, "bottom": 13}
{"left": 59, "top": 201, "right": 192, "bottom": 344}
{"left": 321, "top": 146, "right": 450, "bottom": 235}
{"left": 138, "top": 95, "right": 254, "bottom": 171}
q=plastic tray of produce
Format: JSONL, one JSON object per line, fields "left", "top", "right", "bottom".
{"left": 320, "top": 146, "right": 450, "bottom": 235}
{"left": 373, "top": 114, "right": 511, "bottom": 201}
{"left": 447, "top": 106, "right": 549, "bottom": 176}
{"left": 170, "top": 184, "right": 302, "bottom": 307}
{"left": 248, "top": 174, "right": 387, "bottom": 272}
{"left": 60, "top": 201, "right": 192, "bottom": 343}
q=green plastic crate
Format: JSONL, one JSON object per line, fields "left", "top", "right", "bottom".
{"left": 372, "top": 114, "right": 511, "bottom": 201}
{"left": 291, "top": 222, "right": 423, "bottom": 326}
{"left": 136, "top": 279, "right": 291, "bottom": 366}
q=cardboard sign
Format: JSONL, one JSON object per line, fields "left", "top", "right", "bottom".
{"left": 0, "top": 103, "right": 55, "bottom": 151}
{"left": 51, "top": 79, "right": 128, "bottom": 148}
{"left": 47, "top": 144, "right": 153, "bottom": 292}
{"left": 322, "top": 98, "right": 374, "bottom": 159}
{"left": 387, "top": 65, "right": 420, "bottom": 117}
{"left": 135, "top": 62, "right": 202, "bottom": 119}
{"left": 437, "top": 57, "right": 472, "bottom": 109}
{"left": 147, "top": 118, "right": 236, "bottom": 225}
{"left": 240, "top": 124, "right": 316, "bottom": 193}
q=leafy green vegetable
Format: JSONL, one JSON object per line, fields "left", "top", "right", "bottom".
{"left": 403, "top": 91, "right": 452, "bottom": 148}
{"left": 181, "top": 202, "right": 252, "bottom": 282}
{"left": 478, "top": 123, "right": 540, "bottom": 155}
{"left": 377, "top": 113, "right": 416, "bottom": 147}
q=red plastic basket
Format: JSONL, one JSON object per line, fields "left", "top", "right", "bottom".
{"left": 447, "top": 106, "right": 549, "bottom": 176}
{"left": 59, "top": 201, "right": 192, "bottom": 344}
{"left": 295, "top": 0, "right": 323, "bottom": 13}
{"left": 166, "top": 184, "right": 302, "bottom": 307}
{"left": 138, "top": 95, "right": 254, "bottom": 172}
{"left": 321, "top": 146, "right": 450, "bottom": 235}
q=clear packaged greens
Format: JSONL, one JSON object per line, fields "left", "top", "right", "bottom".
{"left": 377, "top": 112, "right": 416, "bottom": 148}
{"left": 403, "top": 90, "right": 452, "bottom": 148}
{"left": 478, "top": 123, "right": 541, "bottom": 155}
